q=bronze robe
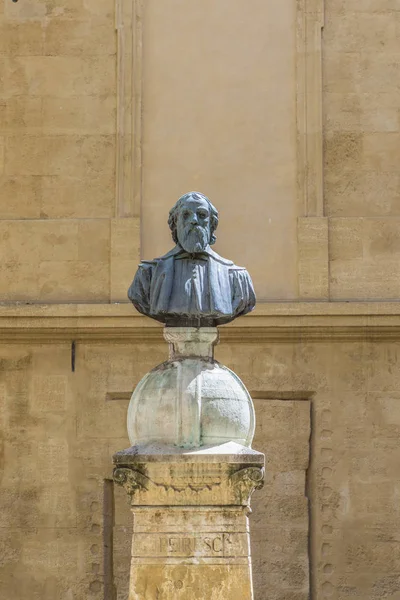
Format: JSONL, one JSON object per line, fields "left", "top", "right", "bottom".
{"left": 128, "top": 245, "right": 256, "bottom": 326}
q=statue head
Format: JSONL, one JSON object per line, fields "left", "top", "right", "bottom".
{"left": 168, "top": 192, "right": 219, "bottom": 253}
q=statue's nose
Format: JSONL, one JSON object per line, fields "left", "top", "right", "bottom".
{"left": 190, "top": 214, "right": 198, "bottom": 225}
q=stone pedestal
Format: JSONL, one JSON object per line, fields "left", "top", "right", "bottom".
{"left": 113, "top": 442, "right": 264, "bottom": 600}
{"left": 114, "top": 327, "right": 264, "bottom": 598}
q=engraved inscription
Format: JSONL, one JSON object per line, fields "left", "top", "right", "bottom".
{"left": 160, "top": 536, "right": 196, "bottom": 555}
{"left": 159, "top": 534, "right": 235, "bottom": 556}
{"left": 133, "top": 532, "right": 248, "bottom": 558}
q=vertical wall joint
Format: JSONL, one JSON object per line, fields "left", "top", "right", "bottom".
{"left": 297, "top": 0, "right": 325, "bottom": 218}
{"left": 115, "top": 0, "right": 143, "bottom": 219}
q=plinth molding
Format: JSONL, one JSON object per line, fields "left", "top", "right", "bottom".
{"left": 1, "top": 302, "right": 400, "bottom": 342}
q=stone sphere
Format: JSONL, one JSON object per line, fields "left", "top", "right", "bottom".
{"left": 127, "top": 358, "right": 255, "bottom": 448}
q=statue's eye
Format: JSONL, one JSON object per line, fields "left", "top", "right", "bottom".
{"left": 198, "top": 212, "right": 207, "bottom": 219}
{"left": 183, "top": 211, "right": 190, "bottom": 219}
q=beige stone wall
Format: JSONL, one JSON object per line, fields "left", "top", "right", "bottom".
{"left": 0, "top": 0, "right": 139, "bottom": 303}
{"left": 251, "top": 399, "right": 310, "bottom": 600}
{"left": 2, "top": 1, "right": 400, "bottom": 305}
{"left": 141, "top": 0, "right": 299, "bottom": 301}
{"left": 0, "top": 0, "right": 300, "bottom": 303}
{"left": 2, "top": 0, "right": 400, "bottom": 599}
{"left": 2, "top": 332, "right": 400, "bottom": 599}
{"left": 1, "top": 0, "right": 116, "bottom": 225}
{"left": 324, "top": 2, "right": 400, "bottom": 299}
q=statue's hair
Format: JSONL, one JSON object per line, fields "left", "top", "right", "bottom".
{"left": 168, "top": 192, "right": 219, "bottom": 245}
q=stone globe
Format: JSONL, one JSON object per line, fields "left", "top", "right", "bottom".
{"left": 127, "top": 330, "right": 255, "bottom": 448}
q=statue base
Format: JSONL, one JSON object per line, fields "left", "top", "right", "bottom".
{"left": 113, "top": 442, "right": 265, "bottom": 600}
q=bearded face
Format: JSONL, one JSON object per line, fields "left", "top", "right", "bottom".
{"left": 176, "top": 199, "right": 211, "bottom": 253}
{"left": 178, "top": 222, "right": 209, "bottom": 253}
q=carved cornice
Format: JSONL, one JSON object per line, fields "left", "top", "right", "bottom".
{"left": 113, "top": 460, "right": 265, "bottom": 505}
{"left": 1, "top": 303, "right": 400, "bottom": 342}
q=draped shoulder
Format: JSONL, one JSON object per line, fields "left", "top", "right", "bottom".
{"left": 229, "top": 266, "right": 256, "bottom": 319}
{"left": 128, "top": 261, "right": 155, "bottom": 316}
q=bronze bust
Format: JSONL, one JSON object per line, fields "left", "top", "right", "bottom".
{"left": 128, "top": 192, "right": 256, "bottom": 326}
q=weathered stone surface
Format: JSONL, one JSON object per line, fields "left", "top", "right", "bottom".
{"left": 0, "top": 219, "right": 110, "bottom": 302}
{"left": 298, "top": 217, "right": 329, "bottom": 300}
{"left": 330, "top": 218, "right": 400, "bottom": 300}
{"left": 324, "top": 3, "right": 400, "bottom": 299}
{"left": 1, "top": 333, "right": 400, "bottom": 598}
{"left": 111, "top": 218, "right": 141, "bottom": 303}
{"left": 113, "top": 443, "right": 264, "bottom": 600}
{"left": 251, "top": 399, "right": 310, "bottom": 600}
